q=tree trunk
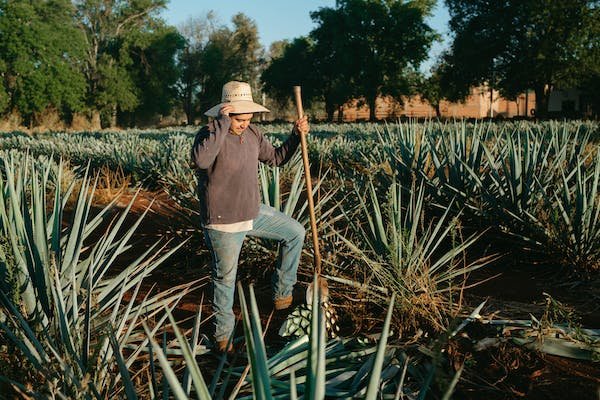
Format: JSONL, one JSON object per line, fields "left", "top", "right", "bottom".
{"left": 109, "top": 104, "right": 117, "bottom": 128}
{"left": 489, "top": 85, "right": 494, "bottom": 118}
{"left": 534, "top": 83, "right": 551, "bottom": 119}
{"left": 435, "top": 102, "right": 441, "bottom": 119}
{"left": 184, "top": 87, "right": 193, "bottom": 125}
{"left": 368, "top": 95, "right": 377, "bottom": 121}
{"left": 337, "top": 105, "right": 344, "bottom": 123}
{"left": 90, "top": 110, "right": 101, "bottom": 130}
{"left": 185, "top": 107, "right": 193, "bottom": 125}
{"left": 325, "top": 98, "right": 335, "bottom": 122}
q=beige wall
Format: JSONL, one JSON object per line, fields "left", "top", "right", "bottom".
{"left": 332, "top": 86, "right": 536, "bottom": 121}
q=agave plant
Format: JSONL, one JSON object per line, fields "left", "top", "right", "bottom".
{"left": 481, "top": 127, "right": 574, "bottom": 225}
{"left": 0, "top": 153, "right": 202, "bottom": 397}
{"left": 258, "top": 152, "right": 341, "bottom": 228}
{"left": 425, "top": 121, "right": 492, "bottom": 216}
{"left": 147, "top": 275, "right": 462, "bottom": 400}
{"left": 1, "top": 120, "right": 598, "bottom": 280}
{"left": 18, "top": 278, "right": 469, "bottom": 400}
{"left": 524, "top": 152, "right": 600, "bottom": 273}
{"left": 332, "top": 177, "right": 495, "bottom": 332}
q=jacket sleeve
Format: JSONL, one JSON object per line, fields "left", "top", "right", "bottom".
{"left": 190, "top": 116, "right": 231, "bottom": 169}
{"left": 257, "top": 126, "right": 301, "bottom": 167}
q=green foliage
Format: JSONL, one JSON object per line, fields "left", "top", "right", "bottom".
{"left": 1, "top": 120, "right": 598, "bottom": 397}
{"left": 95, "top": 53, "right": 140, "bottom": 115}
{"left": 0, "top": 0, "right": 182, "bottom": 127}
{"left": 175, "top": 12, "right": 264, "bottom": 124}
{"left": 261, "top": 0, "right": 437, "bottom": 121}
{"left": 333, "top": 177, "right": 491, "bottom": 332}
{"left": 1, "top": 120, "right": 599, "bottom": 330}
{"left": 74, "top": 0, "right": 169, "bottom": 127}
{"left": 328, "top": 0, "right": 435, "bottom": 120}
{"left": 175, "top": 12, "right": 219, "bottom": 125}
{"left": 200, "top": 13, "right": 264, "bottom": 115}
{"left": 261, "top": 37, "right": 320, "bottom": 109}
{"left": 419, "top": 59, "right": 469, "bottom": 114}
{"left": 532, "top": 152, "right": 600, "bottom": 274}
{"left": 125, "top": 25, "right": 186, "bottom": 125}
{"left": 0, "top": 234, "right": 18, "bottom": 307}
{"left": 0, "top": 0, "right": 87, "bottom": 124}
{"left": 581, "top": 72, "right": 600, "bottom": 118}
{"left": 443, "top": 0, "right": 600, "bottom": 116}
{"left": 142, "top": 278, "right": 447, "bottom": 399}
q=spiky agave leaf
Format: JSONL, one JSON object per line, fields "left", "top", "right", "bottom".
{"left": 332, "top": 176, "right": 494, "bottom": 332}
{"left": 0, "top": 154, "right": 202, "bottom": 397}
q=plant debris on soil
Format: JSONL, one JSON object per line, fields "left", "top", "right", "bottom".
{"left": 103, "top": 188, "right": 600, "bottom": 399}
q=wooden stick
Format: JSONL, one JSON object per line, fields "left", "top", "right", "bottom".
{"left": 293, "top": 86, "right": 322, "bottom": 275}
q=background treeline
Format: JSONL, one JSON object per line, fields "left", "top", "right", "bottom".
{"left": 0, "top": 0, "right": 598, "bottom": 129}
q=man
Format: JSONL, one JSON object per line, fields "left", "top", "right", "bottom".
{"left": 191, "top": 81, "right": 309, "bottom": 352}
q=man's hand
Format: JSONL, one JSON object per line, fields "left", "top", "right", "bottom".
{"left": 294, "top": 115, "right": 310, "bottom": 136}
{"left": 219, "top": 104, "right": 234, "bottom": 118}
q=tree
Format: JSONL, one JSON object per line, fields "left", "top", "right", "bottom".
{"left": 262, "top": 1, "right": 436, "bottom": 122}
{"left": 261, "top": 37, "right": 322, "bottom": 114}
{"left": 74, "top": 0, "right": 168, "bottom": 128}
{"left": 198, "top": 13, "right": 264, "bottom": 119}
{"left": 176, "top": 13, "right": 218, "bottom": 125}
{"left": 123, "top": 24, "right": 185, "bottom": 126}
{"left": 581, "top": 72, "right": 600, "bottom": 118}
{"left": 267, "top": 40, "right": 289, "bottom": 61}
{"left": 309, "top": 6, "right": 355, "bottom": 121}
{"left": 420, "top": 68, "right": 443, "bottom": 118}
{"left": 310, "top": 0, "right": 437, "bottom": 121}
{"left": 0, "top": 0, "right": 87, "bottom": 127}
{"left": 443, "top": 0, "right": 600, "bottom": 117}
{"left": 419, "top": 57, "right": 473, "bottom": 118}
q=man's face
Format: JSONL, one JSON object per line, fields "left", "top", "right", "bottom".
{"left": 229, "top": 113, "right": 253, "bottom": 135}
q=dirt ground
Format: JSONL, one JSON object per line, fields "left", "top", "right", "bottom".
{"left": 102, "top": 189, "right": 600, "bottom": 399}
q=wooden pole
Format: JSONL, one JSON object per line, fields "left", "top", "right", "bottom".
{"left": 293, "top": 86, "right": 322, "bottom": 274}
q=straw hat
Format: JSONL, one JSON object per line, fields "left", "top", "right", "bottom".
{"left": 204, "top": 81, "right": 270, "bottom": 117}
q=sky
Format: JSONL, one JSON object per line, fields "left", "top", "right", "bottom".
{"left": 160, "top": 0, "right": 451, "bottom": 72}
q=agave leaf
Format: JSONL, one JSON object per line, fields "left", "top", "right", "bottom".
{"left": 248, "top": 286, "right": 272, "bottom": 385}
{"left": 61, "top": 170, "right": 93, "bottom": 276}
{"left": 365, "top": 293, "right": 396, "bottom": 399}
{"left": 97, "top": 239, "right": 188, "bottom": 311}
{"left": 512, "top": 337, "right": 599, "bottom": 361}
{"left": 166, "top": 309, "right": 211, "bottom": 400}
{"left": 305, "top": 274, "right": 326, "bottom": 400}
{"left": 238, "top": 282, "right": 272, "bottom": 400}
{"left": 122, "top": 281, "right": 199, "bottom": 369}
{"left": 109, "top": 333, "right": 138, "bottom": 400}
{"left": 441, "top": 364, "right": 463, "bottom": 400}
{"left": 142, "top": 322, "right": 190, "bottom": 400}
{"left": 289, "top": 369, "right": 298, "bottom": 400}
{"left": 0, "top": 319, "right": 45, "bottom": 369}
{"left": 449, "top": 300, "right": 486, "bottom": 338}
{"left": 50, "top": 261, "right": 79, "bottom": 368}
{"left": 182, "top": 301, "right": 204, "bottom": 395}
{"left": 0, "top": 291, "right": 49, "bottom": 365}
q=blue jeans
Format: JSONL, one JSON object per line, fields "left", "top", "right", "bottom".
{"left": 203, "top": 204, "right": 305, "bottom": 342}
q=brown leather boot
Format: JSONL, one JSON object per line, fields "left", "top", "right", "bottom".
{"left": 274, "top": 295, "right": 293, "bottom": 311}
{"left": 216, "top": 339, "right": 234, "bottom": 354}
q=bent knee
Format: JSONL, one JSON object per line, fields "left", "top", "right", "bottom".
{"left": 290, "top": 221, "right": 305, "bottom": 241}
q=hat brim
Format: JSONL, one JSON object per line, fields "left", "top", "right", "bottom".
{"left": 204, "top": 101, "right": 270, "bottom": 117}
